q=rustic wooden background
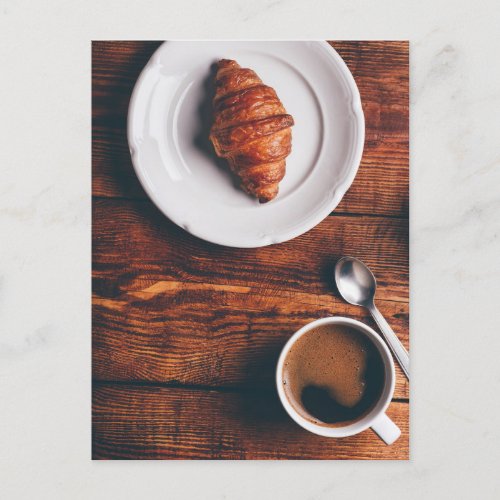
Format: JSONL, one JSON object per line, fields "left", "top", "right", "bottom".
{"left": 92, "top": 41, "right": 409, "bottom": 460}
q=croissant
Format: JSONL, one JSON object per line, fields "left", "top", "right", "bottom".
{"left": 209, "top": 59, "right": 294, "bottom": 203}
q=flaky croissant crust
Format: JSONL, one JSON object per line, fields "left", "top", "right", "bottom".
{"left": 209, "top": 59, "right": 294, "bottom": 203}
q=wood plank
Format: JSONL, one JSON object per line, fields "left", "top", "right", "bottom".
{"left": 92, "top": 41, "right": 162, "bottom": 199}
{"left": 93, "top": 285, "right": 409, "bottom": 397}
{"left": 332, "top": 41, "right": 409, "bottom": 216}
{"left": 92, "top": 384, "right": 409, "bottom": 460}
{"left": 92, "top": 199, "right": 408, "bottom": 303}
{"left": 92, "top": 41, "right": 408, "bottom": 217}
{"left": 92, "top": 41, "right": 162, "bottom": 201}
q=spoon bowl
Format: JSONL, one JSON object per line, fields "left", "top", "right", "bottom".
{"left": 335, "top": 256, "right": 377, "bottom": 307}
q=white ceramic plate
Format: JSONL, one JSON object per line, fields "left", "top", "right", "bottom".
{"left": 128, "top": 41, "right": 364, "bottom": 248}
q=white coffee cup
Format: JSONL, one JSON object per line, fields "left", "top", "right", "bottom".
{"left": 276, "top": 316, "right": 401, "bottom": 445}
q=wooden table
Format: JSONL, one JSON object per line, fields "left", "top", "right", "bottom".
{"left": 92, "top": 41, "right": 409, "bottom": 460}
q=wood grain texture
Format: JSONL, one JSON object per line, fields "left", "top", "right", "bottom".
{"left": 92, "top": 41, "right": 408, "bottom": 217}
{"left": 93, "top": 288, "right": 409, "bottom": 396}
{"left": 93, "top": 384, "right": 409, "bottom": 460}
{"left": 92, "top": 41, "right": 409, "bottom": 460}
{"left": 93, "top": 199, "right": 408, "bottom": 303}
{"left": 331, "top": 41, "right": 409, "bottom": 216}
{"left": 92, "top": 200, "right": 409, "bottom": 397}
{"left": 92, "top": 41, "right": 161, "bottom": 201}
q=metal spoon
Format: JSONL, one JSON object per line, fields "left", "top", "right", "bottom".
{"left": 335, "top": 256, "right": 409, "bottom": 379}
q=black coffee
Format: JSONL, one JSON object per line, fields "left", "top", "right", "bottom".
{"left": 282, "top": 324, "right": 385, "bottom": 427}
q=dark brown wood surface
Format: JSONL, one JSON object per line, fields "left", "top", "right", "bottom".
{"left": 92, "top": 41, "right": 409, "bottom": 460}
{"left": 93, "top": 384, "right": 409, "bottom": 460}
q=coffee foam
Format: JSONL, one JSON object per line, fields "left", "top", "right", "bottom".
{"left": 282, "top": 324, "right": 385, "bottom": 427}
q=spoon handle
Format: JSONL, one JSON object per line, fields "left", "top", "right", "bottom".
{"left": 369, "top": 304, "right": 409, "bottom": 380}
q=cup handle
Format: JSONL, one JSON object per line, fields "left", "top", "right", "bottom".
{"left": 370, "top": 413, "right": 401, "bottom": 445}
